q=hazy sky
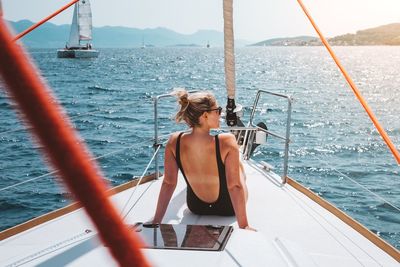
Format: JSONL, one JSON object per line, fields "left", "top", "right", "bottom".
{"left": 2, "top": 0, "right": 400, "bottom": 41}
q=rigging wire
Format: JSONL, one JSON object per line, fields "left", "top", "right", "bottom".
{"left": 0, "top": 109, "right": 101, "bottom": 136}
{"left": 121, "top": 144, "right": 161, "bottom": 219}
{"left": 285, "top": 187, "right": 378, "bottom": 266}
{"left": 0, "top": 170, "right": 58, "bottom": 193}
{"left": 0, "top": 136, "right": 163, "bottom": 192}
{"left": 310, "top": 154, "right": 400, "bottom": 214}
{"left": 12, "top": 0, "right": 79, "bottom": 41}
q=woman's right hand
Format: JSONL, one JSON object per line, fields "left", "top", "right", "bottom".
{"left": 244, "top": 225, "right": 257, "bottom": 232}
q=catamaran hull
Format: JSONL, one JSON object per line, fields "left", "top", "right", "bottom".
{"left": 57, "top": 49, "right": 99, "bottom": 58}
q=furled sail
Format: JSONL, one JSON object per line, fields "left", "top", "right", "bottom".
{"left": 223, "top": 0, "right": 238, "bottom": 126}
{"left": 223, "top": 0, "right": 235, "bottom": 100}
{"left": 77, "top": 0, "right": 93, "bottom": 41}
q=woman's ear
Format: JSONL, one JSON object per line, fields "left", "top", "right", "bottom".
{"left": 198, "top": 112, "right": 208, "bottom": 125}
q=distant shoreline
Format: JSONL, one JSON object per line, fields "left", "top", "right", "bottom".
{"left": 251, "top": 23, "right": 400, "bottom": 46}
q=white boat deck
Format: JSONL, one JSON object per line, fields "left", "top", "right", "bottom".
{"left": 0, "top": 160, "right": 398, "bottom": 266}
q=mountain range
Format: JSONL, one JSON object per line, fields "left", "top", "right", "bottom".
{"left": 9, "top": 20, "right": 400, "bottom": 48}
{"left": 8, "top": 20, "right": 250, "bottom": 48}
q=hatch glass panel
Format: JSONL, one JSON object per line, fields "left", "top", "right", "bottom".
{"left": 132, "top": 223, "right": 233, "bottom": 251}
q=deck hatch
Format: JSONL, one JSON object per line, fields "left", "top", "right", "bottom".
{"left": 133, "top": 223, "right": 233, "bottom": 251}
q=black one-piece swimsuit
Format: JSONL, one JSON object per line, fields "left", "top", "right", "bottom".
{"left": 175, "top": 132, "right": 235, "bottom": 216}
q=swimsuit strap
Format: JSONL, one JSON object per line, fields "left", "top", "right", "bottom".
{"left": 175, "top": 132, "right": 184, "bottom": 162}
{"left": 175, "top": 132, "right": 185, "bottom": 171}
{"left": 175, "top": 132, "right": 189, "bottom": 183}
{"left": 214, "top": 134, "right": 227, "bottom": 193}
{"left": 214, "top": 134, "right": 224, "bottom": 167}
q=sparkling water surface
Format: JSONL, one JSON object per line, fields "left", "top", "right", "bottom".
{"left": 0, "top": 47, "right": 399, "bottom": 249}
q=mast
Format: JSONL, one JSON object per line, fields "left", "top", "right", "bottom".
{"left": 77, "top": 2, "right": 80, "bottom": 46}
{"left": 141, "top": 36, "right": 145, "bottom": 48}
{"left": 223, "top": 0, "right": 238, "bottom": 126}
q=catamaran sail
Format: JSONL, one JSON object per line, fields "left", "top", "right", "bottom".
{"left": 68, "top": 0, "right": 92, "bottom": 47}
{"left": 67, "top": 4, "right": 79, "bottom": 47}
{"left": 58, "top": 0, "right": 98, "bottom": 58}
{"left": 77, "top": 0, "right": 92, "bottom": 43}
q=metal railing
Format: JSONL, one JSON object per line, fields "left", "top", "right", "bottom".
{"left": 153, "top": 93, "right": 167, "bottom": 178}
{"left": 248, "top": 90, "right": 293, "bottom": 183}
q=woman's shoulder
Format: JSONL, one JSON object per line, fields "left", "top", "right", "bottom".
{"left": 217, "top": 133, "right": 238, "bottom": 149}
{"left": 167, "top": 131, "right": 181, "bottom": 143}
{"left": 166, "top": 131, "right": 185, "bottom": 149}
{"left": 217, "top": 132, "right": 236, "bottom": 141}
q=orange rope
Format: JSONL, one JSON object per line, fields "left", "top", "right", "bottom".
{"left": 296, "top": 0, "right": 400, "bottom": 164}
{"left": 13, "top": 0, "right": 79, "bottom": 41}
{"left": 0, "top": 19, "right": 151, "bottom": 267}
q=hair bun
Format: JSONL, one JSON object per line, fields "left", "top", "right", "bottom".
{"left": 172, "top": 88, "right": 216, "bottom": 127}
{"left": 173, "top": 87, "right": 189, "bottom": 109}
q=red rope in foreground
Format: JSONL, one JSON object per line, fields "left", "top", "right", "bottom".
{"left": 13, "top": 0, "right": 79, "bottom": 41}
{"left": 0, "top": 20, "right": 151, "bottom": 267}
{"left": 296, "top": 0, "right": 400, "bottom": 164}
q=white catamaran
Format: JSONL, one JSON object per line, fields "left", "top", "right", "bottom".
{"left": 57, "top": 0, "right": 99, "bottom": 58}
{"left": 0, "top": 0, "right": 399, "bottom": 266}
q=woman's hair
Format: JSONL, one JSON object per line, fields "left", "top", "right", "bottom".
{"left": 173, "top": 88, "right": 216, "bottom": 127}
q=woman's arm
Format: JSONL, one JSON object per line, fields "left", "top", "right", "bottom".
{"left": 152, "top": 136, "right": 179, "bottom": 224}
{"left": 224, "top": 135, "right": 251, "bottom": 229}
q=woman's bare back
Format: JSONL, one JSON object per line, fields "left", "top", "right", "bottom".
{"left": 174, "top": 133, "right": 222, "bottom": 203}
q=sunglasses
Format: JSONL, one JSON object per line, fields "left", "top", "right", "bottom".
{"left": 206, "top": 106, "right": 223, "bottom": 115}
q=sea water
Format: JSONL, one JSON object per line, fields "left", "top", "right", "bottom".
{"left": 0, "top": 47, "right": 399, "bottom": 249}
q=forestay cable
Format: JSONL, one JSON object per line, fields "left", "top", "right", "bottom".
{"left": 296, "top": 0, "right": 400, "bottom": 164}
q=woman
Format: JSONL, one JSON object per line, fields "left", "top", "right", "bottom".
{"left": 152, "top": 89, "right": 253, "bottom": 230}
